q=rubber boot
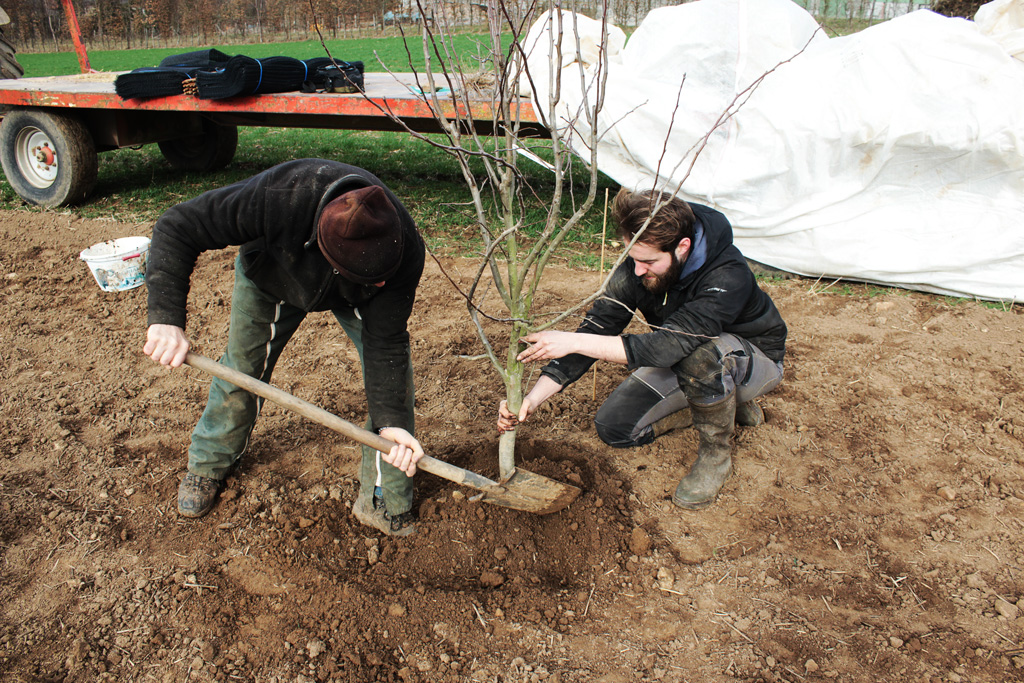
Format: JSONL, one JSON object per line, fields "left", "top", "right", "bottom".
{"left": 735, "top": 400, "right": 764, "bottom": 427}
{"left": 652, "top": 407, "right": 693, "bottom": 438}
{"left": 672, "top": 394, "right": 736, "bottom": 510}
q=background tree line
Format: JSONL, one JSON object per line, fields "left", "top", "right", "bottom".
{"left": 3, "top": 0, "right": 672, "bottom": 53}
{"left": 5, "top": 0, "right": 403, "bottom": 52}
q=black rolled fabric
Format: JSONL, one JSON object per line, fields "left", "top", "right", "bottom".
{"left": 303, "top": 57, "right": 335, "bottom": 73}
{"left": 114, "top": 66, "right": 199, "bottom": 100}
{"left": 308, "top": 60, "right": 365, "bottom": 93}
{"left": 194, "top": 55, "right": 260, "bottom": 99}
{"left": 115, "top": 50, "right": 231, "bottom": 100}
{"left": 114, "top": 52, "right": 361, "bottom": 101}
{"left": 196, "top": 56, "right": 346, "bottom": 99}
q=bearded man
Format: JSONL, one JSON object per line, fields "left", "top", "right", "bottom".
{"left": 498, "top": 188, "right": 787, "bottom": 509}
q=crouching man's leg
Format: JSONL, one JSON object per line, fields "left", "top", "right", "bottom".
{"left": 672, "top": 334, "right": 783, "bottom": 510}
{"left": 594, "top": 366, "right": 691, "bottom": 448}
{"left": 180, "top": 257, "right": 305, "bottom": 518}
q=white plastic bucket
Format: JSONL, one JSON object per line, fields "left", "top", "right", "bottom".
{"left": 79, "top": 236, "right": 151, "bottom": 292}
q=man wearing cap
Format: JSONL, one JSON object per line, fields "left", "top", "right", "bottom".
{"left": 143, "top": 159, "right": 425, "bottom": 536}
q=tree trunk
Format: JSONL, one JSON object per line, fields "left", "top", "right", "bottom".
{"left": 498, "top": 367, "right": 523, "bottom": 480}
{"left": 497, "top": 429, "right": 517, "bottom": 483}
{"left": 498, "top": 322, "right": 527, "bottom": 481}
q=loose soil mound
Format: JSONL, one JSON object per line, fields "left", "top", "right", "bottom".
{"left": 1, "top": 210, "right": 1022, "bottom": 682}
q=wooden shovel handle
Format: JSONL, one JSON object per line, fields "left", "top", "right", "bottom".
{"left": 184, "top": 352, "right": 499, "bottom": 491}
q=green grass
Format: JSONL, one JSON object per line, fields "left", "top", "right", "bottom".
{"left": 816, "top": 17, "right": 879, "bottom": 38}
{"left": 8, "top": 32, "right": 1019, "bottom": 305}
{"left": 807, "top": 281, "right": 894, "bottom": 298}
{"left": 5, "top": 36, "right": 618, "bottom": 263}
{"left": 1, "top": 21, "right": 899, "bottom": 269}
{"left": 0, "top": 123, "right": 616, "bottom": 263}
{"left": 944, "top": 295, "right": 1020, "bottom": 312}
{"left": 796, "top": 278, "right": 1020, "bottom": 311}
{"left": 18, "top": 34, "right": 502, "bottom": 78}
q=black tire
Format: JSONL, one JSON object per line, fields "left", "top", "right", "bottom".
{"left": 0, "top": 109, "right": 98, "bottom": 207}
{"left": 158, "top": 119, "right": 238, "bottom": 171}
{"left": 0, "top": 29, "right": 24, "bottom": 80}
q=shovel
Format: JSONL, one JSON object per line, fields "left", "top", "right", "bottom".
{"left": 185, "top": 353, "right": 581, "bottom": 515}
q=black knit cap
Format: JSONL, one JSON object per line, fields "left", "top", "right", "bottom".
{"left": 317, "top": 185, "right": 404, "bottom": 285}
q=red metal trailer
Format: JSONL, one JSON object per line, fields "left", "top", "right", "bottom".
{"left": 0, "top": 71, "right": 544, "bottom": 207}
{"left": 0, "top": 0, "right": 543, "bottom": 207}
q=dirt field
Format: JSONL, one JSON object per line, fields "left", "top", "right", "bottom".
{"left": 1, "top": 208, "right": 1022, "bottom": 683}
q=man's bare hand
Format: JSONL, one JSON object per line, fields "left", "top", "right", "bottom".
{"left": 497, "top": 398, "right": 538, "bottom": 433}
{"left": 516, "top": 331, "right": 578, "bottom": 363}
{"left": 144, "top": 324, "right": 190, "bottom": 368}
{"left": 378, "top": 427, "right": 423, "bottom": 476}
{"left": 496, "top": 377, "right": 562, "bottom": 433}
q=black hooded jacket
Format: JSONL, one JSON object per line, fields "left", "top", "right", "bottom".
{"left": 145, "top": 159, "right": 425, "bottom": 432}
{"left": 541, "top": 202, "right": 786, "bottom": 388}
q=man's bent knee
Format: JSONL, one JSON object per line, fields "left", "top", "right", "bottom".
{"left": 677, "top": 341, "right": 729, "bottom": 403}
{"left": 594, "top": 414, "right": 653, "bottom": 448}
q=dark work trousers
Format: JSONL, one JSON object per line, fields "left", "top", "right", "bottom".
{"left": 187, "top": 254, "right": 415, "bottom": 514}
{"left": 594, "top": 333, "right": 783, "bottom": 448}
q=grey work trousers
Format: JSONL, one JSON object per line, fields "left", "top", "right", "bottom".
{"left": 594, "top": 333, "right": 783, "bottom": 448}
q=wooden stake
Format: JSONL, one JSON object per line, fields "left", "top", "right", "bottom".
{"left": 592, "top": 188, "right": 609, "bottom": 401}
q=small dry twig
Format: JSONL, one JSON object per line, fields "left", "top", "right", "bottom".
{"left": 471, "top": 602, "right": 488, "bottom": 628}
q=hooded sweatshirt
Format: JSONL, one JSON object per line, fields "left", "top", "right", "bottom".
{"left": 145, "top": 158, "right": 424, "bottom": 432}
{"left": 541, "top": 202, "right": 786, "bottom": 388}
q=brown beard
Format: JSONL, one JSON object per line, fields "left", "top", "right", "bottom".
{"left": 641, "top": 252, "right": 682, "bottom": 295}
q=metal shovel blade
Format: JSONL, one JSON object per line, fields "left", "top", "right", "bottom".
{"left": 478, "top": 467, "right": 582, "bottom": 515}
{"left": 184, "top": 353, "right": 582, "bottom": 515}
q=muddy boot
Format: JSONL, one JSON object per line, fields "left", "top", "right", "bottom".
{"left": 177, "top": 472, "right": 222, "bottom": 518}
{"left": 672, "top": 395, "right": 736, "bottom": 510}
{"left": 354, "top": 486, "right": 416, "bottom": 537}
{"left": 652, "top": 407, "right": 693, "bottom": 437}
{"left": 735, "top": 400, "right": 764, "bottom": 427}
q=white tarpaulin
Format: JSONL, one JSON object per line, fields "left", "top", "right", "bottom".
{"left": 523, "top": 0, "right": 1024, "bottom": 301}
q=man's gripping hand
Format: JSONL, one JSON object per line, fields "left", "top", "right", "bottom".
{"left": 144, "top": 324, "right": 190, "bottom": 368}
{"left": 378, "top": 427, "right": 423, "bottom": 477}
{"left": 497, "top": 398, "right": 538, "bottom": 433}
{"left": 496, "top": 376, "right": 562, "bottom": 433}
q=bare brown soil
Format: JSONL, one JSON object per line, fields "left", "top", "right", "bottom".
{"left": 1, "top": 209, "right": 1023, "bottom": 683}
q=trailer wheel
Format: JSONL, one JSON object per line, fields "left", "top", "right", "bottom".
{"left": 158, "top": 120, "right": 238, "bottom": 172}
{"left": 0, "top": 31, "right": 24, "bottom": 80}
{"left": 0, "top": 110, "right": 98, "bottom": 207}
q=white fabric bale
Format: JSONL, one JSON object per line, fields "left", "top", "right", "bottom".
{"left": 524, "top": 0, "right": 1024, "bottom": 301}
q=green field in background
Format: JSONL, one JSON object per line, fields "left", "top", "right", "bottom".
{"left": 3, "top": 34, "right": 616, "bottom": 267}
{"left": 17, "top": 34, "right": 500, "bottom": 78}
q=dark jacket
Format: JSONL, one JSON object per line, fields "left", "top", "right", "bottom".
{"left": 146, "top": 159, "right": 425, "bottom": 431}
{"left": 542, "top": 202, "right": 786, "bottom": 387}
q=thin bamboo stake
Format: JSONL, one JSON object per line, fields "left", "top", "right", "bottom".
{"left": 592, "top": 187, "right": 609, "bottom": 401}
